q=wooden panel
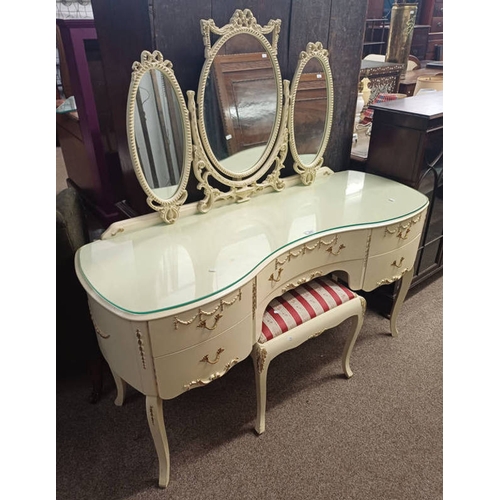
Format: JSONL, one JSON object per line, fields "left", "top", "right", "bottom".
{"left": 92, "top": 0, "right": 154, "bottom": 216}
{"left": 366, "top": 0, "right": 384, "bottom": 19}
{"left": 328, "top": 0, "right": 368, "bottom": 172}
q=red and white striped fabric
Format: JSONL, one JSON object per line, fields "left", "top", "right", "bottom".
{"left": 259, "top": 277, "right": 357, "bottom": 344}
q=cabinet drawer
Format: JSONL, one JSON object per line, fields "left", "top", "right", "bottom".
{"left": 259, "top": 229, "right": 369, "bottom": 299}
{"left": 149, "top": 281, "right": 252, "bottom": 357}
{"left": 154, "top": 316, "right": 252, "bottom": 400}
{"left": 363, "top": 235, "right": 420, "bottom": 292}
{"left": 369, "top": 210, "right": 426, "bottom": 257}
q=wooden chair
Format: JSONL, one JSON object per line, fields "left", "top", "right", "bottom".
{"left": 250, "top": 275, "right": 366, "bottom": 434}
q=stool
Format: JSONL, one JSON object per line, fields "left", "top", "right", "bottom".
{"left": 250, "top": 275, "right": 366, "bottom": 434}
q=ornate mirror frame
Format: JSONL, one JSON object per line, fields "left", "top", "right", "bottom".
{"left": 289, "top": 42, "right": 334, "bottom": 185}
{"left": 127, "top": 50, "right": 192, "bottom": 224}
{"left": 188, "top": 9, "right": 290, "bottom": 213}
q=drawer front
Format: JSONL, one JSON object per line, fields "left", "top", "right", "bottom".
{"left": 369, "top": 210, "right": 426, "bottom": 257}
{"left": 149, "top": 281, "right": 252, "bottom": 357}
{"left": 259, "top": 229, "right": 369, "bottom": 299}
{"left": 154, "top": 316, "right": 252, "bottom": 400}
{"left": 88, "top": 299, "right": 157, "bottom": 396}
{"left": 363, "top": 235, "right": 420, "bottom": 292}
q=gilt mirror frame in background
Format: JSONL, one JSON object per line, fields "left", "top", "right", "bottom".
{"left": 127, "top": 50, "right": 192, "bottom": 224}
{"left": 188, "top": 9, "right": 290, "bottom": 213}
{"left": 289, "top": 42, "right": 334, "bottom": 186}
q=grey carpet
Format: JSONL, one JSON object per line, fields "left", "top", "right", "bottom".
{"left": 57, "top": 275, "right": 442, "bottom": 500}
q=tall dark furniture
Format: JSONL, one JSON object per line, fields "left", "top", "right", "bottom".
{"left": 364, "top": 91, "right": 443, "bottom": 315}
{"left": 56, "top": 19, "right": 124, "bottom": 225}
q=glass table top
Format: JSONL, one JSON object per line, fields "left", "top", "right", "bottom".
{"left": 76, "top": 171, "right": 429, "bottom": 315}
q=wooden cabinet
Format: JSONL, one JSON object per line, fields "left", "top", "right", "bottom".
{"left": 56, "top": 19, "right": 124, "bottom": 225}
{"left": 364, "top": 91, "right": 443, "bottom": 315}
{"left": 420, "top": 0, "right": 443, "bottom": 60}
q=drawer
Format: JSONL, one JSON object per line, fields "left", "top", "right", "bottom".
{"left": 149, "top": 281, "right": 252, "bottom": 357}
{"left": 153, "top": 315, "right": 252, "bottom": 399}
{"left": 363, "top": 235, "right": 420, "bottom": 292}
{"left": 368, "top": 210, "right": 427, "bottom": 257}
{"left": 259, "top": 229, "right": 369, "bottom": 299}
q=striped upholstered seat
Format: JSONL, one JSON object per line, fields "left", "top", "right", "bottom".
{"left": 251, "top": 274, "right": 365, "bottom": 434}
{"left": 259, "top": 277, "right": 357, "bottom": 344}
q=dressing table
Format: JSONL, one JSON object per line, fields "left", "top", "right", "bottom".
{"left": 75, "top": 9, "right": 429, "bottom": 490}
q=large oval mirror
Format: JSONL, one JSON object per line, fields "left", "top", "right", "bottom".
{"left": 289, "top": 42, "right": 333, "bottom": 185}
{"left": 127, "top": 50, "right": 191, "bottom": 224}
{"left": 197, "top": 16, "right": 283, "bottom": 181}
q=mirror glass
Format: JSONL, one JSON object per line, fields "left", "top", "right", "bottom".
{"left": 202, "top": 33, "right": 279, "bottom": 175}
{"left": 134, "top": 68, "right": 185, "bottom": 199}
{"left": 292, "top": 57, "right": 328, "bottom": 166}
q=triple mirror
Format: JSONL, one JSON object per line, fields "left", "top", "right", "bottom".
{"left": 127, "top": 9, "right": 334, "bottom": 223}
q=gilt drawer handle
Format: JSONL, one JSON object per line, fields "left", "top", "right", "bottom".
{"left": 197, "top": 313, "right": 223, "bottom": 331}
{"left": 200, "top": 347, "right": 224, "bottom": 365}
{"left": 326, "top": 243, "right": 345, "bottom": 256}
{"left": 269, "top": 267, "right": 283, "bottom": 283}
{"left": 397, "top": 228, "right": 411, "bottom": 240}
{"left": 392, "top": 257, "right": 405, "bottom": 268}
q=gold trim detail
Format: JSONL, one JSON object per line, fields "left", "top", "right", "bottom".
{"left": 149, "top": 405, "right": 155, "bottom": 426}
{"left": 326, "top": 243, "right": 346, "bottom": 256}
{"left": 391, "top": 257, "right": 405, "bottom": 269}
{"left": 360, "top": 296, "right": 367, "bottom": 316}
{"left": 308, "top": 327, "right": 327, "bottom": 340}
{"left": 183, "top": 358, "right": 239, "bottom": 390}
{"left": 282, "top": 271, "right": 323, "bottom": 293}
{"left": 269, "top": 268, "right": 283, "bottom": 283}
{"left": 136, "top": 329, "right": 147, "bottom": 369}
{"left": 377, "top": 268, "right": 411, "bottom": 286}
{"left": 384, "top": 214, "right": 422, "bottom": 238}
{"left": 110, "top": 227, "right": 124, "bottom": 237}
{"left": 200, "top": 347, "right": 224, "bottom": 365}
{"left": 174, "top": 289, "right": 242, "bottom": 330}
{"left": 252, "top": 278, "right": 257, "bottom": 320}
{"left": 257, "top": 348, "right": 267, "bottom": 374}
{"left": 89, "top": 311, "right": 110, "bottom": 339}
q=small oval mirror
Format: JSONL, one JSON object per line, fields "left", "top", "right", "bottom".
{"left": 198, "top": 32, "right": 282, "bottom": 179}
{"left": 289, "top": 42, "right": 333, "bottom": 185}
{"left": 127, "top": 51, "right": 191, "bottom": 223}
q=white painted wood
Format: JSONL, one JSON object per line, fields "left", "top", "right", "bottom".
{"left": 75, "top": 170, "right": 429, "bottom": 489}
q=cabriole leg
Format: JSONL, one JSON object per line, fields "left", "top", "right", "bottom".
{"left": 251, "top": 346, "right": 269, "bottom": 435}
{"left": 390, "top": 267, "right": 414, "bottom": 337}
{"left": 146, "top": 395, "right": 170, "bottom": 489}
{"left": 342, "top": 297, "right": 366, "bottom": 378}
{"left": 110, "top": 369, "right": 127, "bottom": 406}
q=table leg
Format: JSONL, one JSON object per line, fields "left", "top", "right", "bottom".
{"left": 146, "top": 395, "right": 170, "bottom": 489}
{"left": 389, "top": 267, "right": 414, "bottom": 337}
{"left": 110, "top": 369, "right": 127, "bottom": 406}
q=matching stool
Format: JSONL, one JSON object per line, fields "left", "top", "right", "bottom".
{"left": 250, "top": 275, "right": 366, "bottom": 434}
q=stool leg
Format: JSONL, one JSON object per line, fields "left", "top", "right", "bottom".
{"left": 342, "top": 298, "right": 366, "bottom": 378}
{"left": 251, "top": 345, "right": 269, "bottom": 435}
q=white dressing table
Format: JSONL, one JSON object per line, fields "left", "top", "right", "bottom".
{"left": 74, "top": 8, "right": 429, "bottom": 490}
{"left": 76, "top": 168, "right": 428, "bottom": 487}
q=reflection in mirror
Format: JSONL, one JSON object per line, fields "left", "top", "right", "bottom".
{"left": 289, "top": 42, "right": 334, "bottom": 185}
{"left": 134, "top": 68, "right": 185, "bottom": 199}
{"left": 190, "top": 9, "right": 288, "bottom": 213}
{"left": 127, "top": 50, "right": 192, "bottom": 224}
{"left": 202, "top": 35, "right": 278, "bottom": 175}
{"left": 293, "top": 58, "right": 327, "bottom": 165}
